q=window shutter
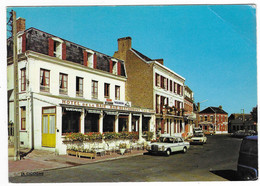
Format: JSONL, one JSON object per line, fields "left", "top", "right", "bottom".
{"left": 117, "top": 62, "right": 121, "bottom": 76}
{"left": 22, "top": 33, "right": 26, "bottom": 53}
{"left": 83, "top": 51, "right": 88, "bottom": 66}
{"left": 155, "top": 73, "right": 157, "bottom": 86}
{"left": 166, "top": 79, "right": 169, "bottom": 90}
{"left": 62, "top": 42, "right": 66, "bottom": 60}
{"left": 109, "top": 60, "right": 113, "bottom": 73}
{"left": 93, "top": 53, "right": 97, "bottom": 69}
{"left": 48, "top": 38, "right": 54, "bottom": 56}
{"left": 174, "top": 82, "right": 176, "bottom": 93}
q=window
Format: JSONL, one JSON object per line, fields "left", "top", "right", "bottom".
{"left": 92, "top": 80, "right": 98, "bottom": 99}
{"left": 174, "top": 82, "right": 177, "bottom": 93}
{"left": 155, "top": 73, "right": 160, "bottom": 87}
{"left": 115, "top": 86, "right": 120, "bottom": 100}
{"left": 170, "top": 80, "right": 172, "bottom": 92}
{"left": 21, "top": 68, "right": 26, "bottom": 91}
{"left": 200, "top": 116, "right": 203, "bottom": 122}
{"left": 156, "top": 94, "right": 160, "bottom": 113}
{"left": 59, "top": 73, "right": 68, "bottom": 94}
{"left": 84, "top": 50, "right": 94, "bottom": 68}
{"left": 112, "top": 61, "right": 117, "bottom": 75}
{"left": 204, "top": 115, "right": 208, "bottom": 121}
{"left": 40, "top": 69, "right": 50, "bottom": 92}
{"left": 21, "top": 107, "right": 26, "bottom": 130}
{"left": 76, "top": 77, "right": 83, "bottom": 97}
{"left": 104, "top": 83, "right": 110, "bottom": 98}
{"left": 53, "top": 40, "right": 62, "bottom": 58}
{"left": 210, "top": 115, "right": 214, "bottom": 122}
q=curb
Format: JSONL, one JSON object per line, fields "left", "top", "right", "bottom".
{"left": 9, "top": 152, "right": 144, "bottom": 178}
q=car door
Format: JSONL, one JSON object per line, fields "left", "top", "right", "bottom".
{"left": 177, "top": 137, "right": 184, "bottom": 151}
{"left": 171, "top": 138, "right": 179, "bottom": 152}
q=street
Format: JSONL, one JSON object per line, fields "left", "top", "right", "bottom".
{"left": 10, "top": 134, "right": 243, "bottom": 182}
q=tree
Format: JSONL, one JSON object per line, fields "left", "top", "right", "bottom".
{"left": 250, "top": 106, "right": 257, "bottom": 123}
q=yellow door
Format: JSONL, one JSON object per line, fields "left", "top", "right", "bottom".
{"left": 42, "top": 108, "right": 56, "bottom": 147}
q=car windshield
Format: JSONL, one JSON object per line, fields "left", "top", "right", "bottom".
{"left": 194, "top": 133, "right": 204, "bottom": 137}
{"left": 159, "top": 137, "right": 175, "bottom": 143}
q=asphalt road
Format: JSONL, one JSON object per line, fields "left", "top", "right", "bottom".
{"left": 10, "top": 134, "right": 243, "bottom": 183}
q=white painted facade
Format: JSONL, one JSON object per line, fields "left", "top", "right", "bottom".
{"left": 7, "top": 51, "right": 154, "bottom": 155}
{"left": 153, "top": 61, "right": 185, "bottom": 137}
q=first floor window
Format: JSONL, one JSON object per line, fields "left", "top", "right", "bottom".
{"left": 21, "top": 107, "right": 26, "bottom": 130}
{"left": 76, "top": 77, "right": 83, "bottom": 97}
{"left": 21, "top": 68, "right": 26, "bottom": 91}
{"left": 92, "top": 80, "right": 98, "bottom": 99}
{"left": 59, "top": 73, "right": 68, "bottom": 94}
{"left": 115, "top": 85, "right": 120, "bottom": 100}
{"left": 104, "top": 83, "right": 110, "bottom": 98}
{"left": 40, "top": 69, "right": 50, "bottom": 92}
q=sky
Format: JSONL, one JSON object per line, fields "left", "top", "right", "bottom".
{"left": 5, "top": 5, "right": 257, "bottom": 115}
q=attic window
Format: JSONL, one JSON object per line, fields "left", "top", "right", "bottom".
{"left": 84, "top": 50, "right": 94, "bottom": 68}
{"left": 49, "top": 37, "right": 66, "bottom": 60}
{"left": 111, "top": 60, "right": 118, "bottom": 75}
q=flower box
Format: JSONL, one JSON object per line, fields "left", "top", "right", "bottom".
{"left": 67, "top": 150, "right": 78, "bottom": 156}
{"left": 78, "top": 152, "right": 96, "bottom": 159}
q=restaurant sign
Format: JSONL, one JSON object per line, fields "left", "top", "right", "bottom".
{"left": 61, "top": 99, "right": 154, "bottom": 114}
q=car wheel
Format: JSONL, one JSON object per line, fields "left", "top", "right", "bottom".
{"left": 165, "top": 149, "right": 171, "bottom": 156}
{"left": 183, "top": 147, "right": 187, "bottom": 153}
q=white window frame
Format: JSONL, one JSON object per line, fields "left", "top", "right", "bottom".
{"left": 52, "top": 37, "right": 63, "bottom": 59}
{"left": 85, "top": 49, "right": 94, "bottom": 68}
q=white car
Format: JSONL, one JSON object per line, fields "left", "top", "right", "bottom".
{"left": 146, "top": 136, "right": 190, "bottom": 156}
{"left": 190, "top": 132, "right": 207, "bottom": 144}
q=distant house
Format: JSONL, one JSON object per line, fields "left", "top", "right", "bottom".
{"left": 198, "top": 106, "right": 228, "bottom": 134}
{"left": 228, "top": 113, "right": 257, "bottom": 133}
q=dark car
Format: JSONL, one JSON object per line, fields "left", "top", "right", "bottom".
{"left": 231, "top": 130, "right": 256, "bottom": 138}
{"left": 237, "top": 136, "right": 258, "bottom": 180}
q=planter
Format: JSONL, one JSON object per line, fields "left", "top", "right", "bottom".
{"left": 119, "top": 148, "right": 126, "bottom": 155}
{"left": 67, "top": 150, "right": 78, "bottom": 156}
{"left": 78, "top": 152, "right": 96, "bottom": 159}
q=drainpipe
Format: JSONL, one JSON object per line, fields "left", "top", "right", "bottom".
{"left": 24, "top": 51, "right": 34, "bottom": 156}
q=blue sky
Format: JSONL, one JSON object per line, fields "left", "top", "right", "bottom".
{"left": 6, "top": 5, "right": 257, "bottom": 115}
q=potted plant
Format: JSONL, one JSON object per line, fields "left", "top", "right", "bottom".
{"left": 119, "top": 143, "right": 127, "bottom": 155}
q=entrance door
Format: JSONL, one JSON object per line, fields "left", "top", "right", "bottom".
{"left": 42, "top": 107, "right": 56, "bottom": 147}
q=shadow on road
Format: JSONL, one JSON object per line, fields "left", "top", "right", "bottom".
{"left": 210, "top": 169, "right": 240, "bottom": 181}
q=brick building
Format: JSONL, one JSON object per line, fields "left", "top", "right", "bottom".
{"left": 183, "top": 85, "right": 196, "bottom": 138}
{"left": 113, "top": 37, "right": 185, "bottom": 138}
{"left": 198, "top": 106, "right": 228, "bottom": 134}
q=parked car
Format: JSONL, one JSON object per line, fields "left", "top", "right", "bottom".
{"left": 190, "top": 132, "right": 207, "bottom": 145}
{"left": 146, "top": 136, "right": 190, "bottom": 156}
{"left": 237, "top": 136, "right": 258, "bottom": 180}
{"left": 231, "top": 130, "right": 256, "bottom": 138}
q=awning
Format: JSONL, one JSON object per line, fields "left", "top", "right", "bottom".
{"left": 105, "top": 111, "right": 118, "bottom": 115}
{"left": 133, "top": 113, "right": 141, "bottom": 117}
{"left": 87, "top": 109, "right": 102, "bottom": 114}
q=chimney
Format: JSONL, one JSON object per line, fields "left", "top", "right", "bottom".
{"left": 117, "top": 37, "right": 132, "bottom": 52}
{"left": 16, "top": 17, "right": 26, "bottom": 33}
{"left": 219, "top": 105, "right": 222, "bottom": 110}
{"left": 155, "top": 59, "right": 164, "bottom": 65}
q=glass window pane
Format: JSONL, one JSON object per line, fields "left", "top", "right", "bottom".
{"left": 43, "top": 116, "right": 48, "bottom": 134}
{"left": 49, "top": 115, "right": 56, "bottom": 134}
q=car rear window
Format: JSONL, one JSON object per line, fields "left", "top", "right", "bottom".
{"left": 240, "top": 139, "right": 258, "bottom": 155}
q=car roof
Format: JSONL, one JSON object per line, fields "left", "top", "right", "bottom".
{"left": 244, "top": 136, "right": 258, "bottom": 140}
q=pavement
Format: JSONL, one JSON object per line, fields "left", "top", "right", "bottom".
{"left": 8, "top": 148, "right": 146, "bottom": 178}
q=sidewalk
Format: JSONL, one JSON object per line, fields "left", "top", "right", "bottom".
{"left": 9, "top": 148, "right": 146, "bottom": 177}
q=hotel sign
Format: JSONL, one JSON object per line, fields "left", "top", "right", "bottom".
{"left": 61, "top": 99, "right": 154, "bottom": 114}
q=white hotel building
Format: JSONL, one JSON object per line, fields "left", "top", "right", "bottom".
{"left": 7, "top": 20, "right": 154, "bottom": 154}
